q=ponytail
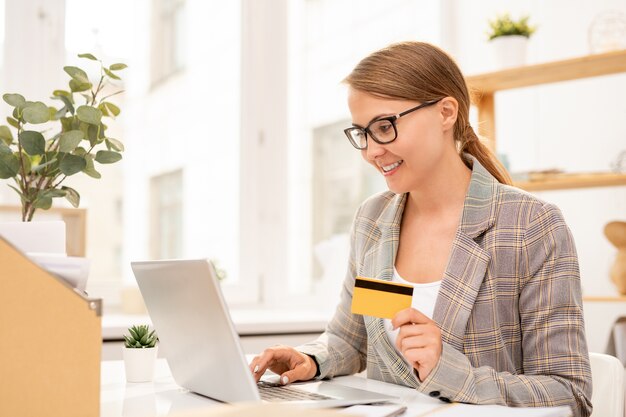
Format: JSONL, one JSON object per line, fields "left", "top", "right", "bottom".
{"left": 459, "top": 125, "right": 512, "bottom": 185}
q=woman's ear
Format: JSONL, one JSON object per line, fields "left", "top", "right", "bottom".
{"left": 439, "top": 97, "right": 458, "bottom": 133}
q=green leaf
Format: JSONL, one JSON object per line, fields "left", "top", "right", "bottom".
{"left": 33, "top": 195, "right": 53, "bottom": 210}
{"left": 31, "top": 157, "right": 57, "bottom": 173}
{"left": 59, "top": 130, "right": 84, "bottom": 152}
{"left": 57, "top": 95, "right": 75, "bottom": 115}
{"left": 106, "top": 138, "right": 124, "bottom": 152}
{"left": 0, "top": 141, "right": 10, "bottom": 154}
{"left": 109, "top": 63, "right": 128, "bottom": 71}
{"left": 42, "top": 189, "right": 67, "bottom": 198}
{"left": 73, "top": 146, "right": 87, "bottom": 156}
{"left": 20, "top": 153, "right": 32, "bottom": 174}
{"left": 3, "top": 93, "right": 26, "bottom": 107}
{"left": 43, "top": 151, "right": 60, "bottom": 173}
{"left": 64, "top": 66, "right": 89, "bottom": 84}
{"left": 103, "top": 67, "right": 121, "bottom": 80}
{"left": 48, "top": 106, "right": 58, "bottom": 119}
{"left": 76, "top": 105, "right": 102, "bottom": 125}
{"left": 95, "top": 150, "right": 122, "bottom": 164}
{"left": 99, "top": 102, "right": 120, "bottom": 117}
{"left": 18, "top": 131, "right": 45, "bottom": 155}
{"left": 87, "top": 124, "right": 101, "bottom": 144}
{"left": 59, "top": 153, "right": 86, "bottom": 175}
{"left": 0, "top": 126, "right": 13, "bottom": 144}
{"left": 53, "top": 90, "right": 72, "bottom": 99}
{"left": 0, "top": 153, "right": 20, "bottom": 179}
{"left": 22, "top": 102, "right": 50, "bottom": 124}
{"left": 83, "top": 153, "right": 101, "bottom": 178}
{"left": 62, "top": 186, "right": 80, "bottom": 208}
{"left": 129, "top": 327, "right": 140, "bottom": 341}
{"left": 7, "top": 117, "right": 19, "bottom": 129}
{"left": 69, "top": 79, "right": 92, "bottom": 93}
{"left": 78, "top": 53, "right": 98, "bottom": 61}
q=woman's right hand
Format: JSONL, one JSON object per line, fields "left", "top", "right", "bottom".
{"left": 248, "top": 345, "right": 318, "bottom": 385}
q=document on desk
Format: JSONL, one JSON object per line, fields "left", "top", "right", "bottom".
{"left": 426, "top": 404, "right": 572, "bottom": 417}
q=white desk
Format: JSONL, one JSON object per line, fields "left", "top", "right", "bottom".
{"left": 101, "top": 359, "right": 572, "bottom": 417}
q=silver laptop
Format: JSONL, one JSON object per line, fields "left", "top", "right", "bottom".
{"left": 131, "top": 259, "right": 397, "bottom": 407}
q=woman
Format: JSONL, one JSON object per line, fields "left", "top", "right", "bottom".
{"left": 249, "top": 42, "right": 592, "bottom": 417}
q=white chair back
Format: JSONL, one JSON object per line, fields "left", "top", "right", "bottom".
{"left": 589, "top": 352, "right": 625, "bottom": 417}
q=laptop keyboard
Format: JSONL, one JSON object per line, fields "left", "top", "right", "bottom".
{"left": 257, "top": 381, "right": 335, "bottom": 402}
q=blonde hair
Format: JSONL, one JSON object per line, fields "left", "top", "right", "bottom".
{"left": 344, "top": 41, "right": 512, "bottom": 185}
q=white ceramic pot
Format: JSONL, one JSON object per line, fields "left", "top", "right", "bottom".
{"left": 490, "top": 35, "right": 529, "bottom": 69}
{"left": 123, "top": 346, "right": 158, "bottom": 382}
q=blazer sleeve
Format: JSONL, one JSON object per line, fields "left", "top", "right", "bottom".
{"left": 297, "top": 206, "right": 368, "bottom": 379}
{"left": 415, "top": 203, "right": 593, "bottom": 417}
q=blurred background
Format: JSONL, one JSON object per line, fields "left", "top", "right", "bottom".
{"left": 0, "top": 0, "right": 625, "bottom": 353}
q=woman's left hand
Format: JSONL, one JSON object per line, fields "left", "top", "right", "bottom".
{"left": 392, "top": 308, "right": 443, "bottom": 381}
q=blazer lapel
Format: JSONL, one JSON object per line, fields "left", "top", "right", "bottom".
{"left": 362, "top": 193, "right": 406, "bottom": 281}
{"left": 432, "top": 157, "right": 498, "bottom": 351}
{"left": 362, "top": 193, "right": 419, "bottom": 386}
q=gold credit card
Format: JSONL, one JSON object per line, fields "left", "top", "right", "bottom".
{"left": 351, "top": 276, "right": 414, "bottom": 319}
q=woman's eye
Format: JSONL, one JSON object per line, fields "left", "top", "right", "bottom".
{"left": 375, "top": 121, "right": 392, "bottom": 134}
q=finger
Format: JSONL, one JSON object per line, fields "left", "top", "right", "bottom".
{"left": 396, "top": 323, "right": 440, "bottom": 345}
{"left": 248, "top": 355, "right": 262, "bottom": 374}
{"left": 279, "top": 356, "right": 316, "bottom": 385}
{"left": 391, "top": 308, "right": 432, "bottom": 329}
{"left": 250, "top": 349, "right": 281, "bottom": 382}
{"left": 402, "top": 347, "right": 440, "bottom": 380}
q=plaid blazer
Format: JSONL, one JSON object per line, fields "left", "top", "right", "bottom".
{"left": 299, "top": 157, "right": 592, "bottom": 417}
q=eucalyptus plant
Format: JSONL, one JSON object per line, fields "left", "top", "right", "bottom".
{"left": 487, "top": 13, "right": 537, "bottom": 40}
{"left": 0, "top": 53, "right": 126, "bottom": 221}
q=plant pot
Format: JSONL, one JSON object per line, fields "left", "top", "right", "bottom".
{"left": 123, "top": 346, "right": 158, "bottom": 382}
{"left": 490, "top": 35, "right": 529, "bottom": 69}
{"left": 0, "top": 220, "right": 66, "bottom": 256}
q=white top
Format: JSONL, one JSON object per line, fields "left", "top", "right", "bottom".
{"left": 384, "top": 268, "right": 441, "bottom": 359}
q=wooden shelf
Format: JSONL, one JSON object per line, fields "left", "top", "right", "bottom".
{"left": 466, "top": 49, "right": 626, "bottom": 94}
{"left": 513, "top": 172, "right": 626, "bottom": 191}
{"left": 466, "top": 50, "right": 626, "bottom": 148}
{"left": 583, "top": 295, "right": 626, "bottom": 302}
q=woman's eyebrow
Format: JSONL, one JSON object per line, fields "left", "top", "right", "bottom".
{"left": 352, "top": 113, "right": 394, "bottom": 128}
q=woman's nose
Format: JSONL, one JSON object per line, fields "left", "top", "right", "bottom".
{"left": 364, "top": 138, "right": 385, "bottom": 160}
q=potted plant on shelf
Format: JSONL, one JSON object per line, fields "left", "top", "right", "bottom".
{"left": 123, "top": 324, "right": 159, "bottom": 383}
{"left": 0, "top": 52, "right": 126, "bottom": 222}
{"left": 487, "top": 13, "right": 537, "bottom": 69}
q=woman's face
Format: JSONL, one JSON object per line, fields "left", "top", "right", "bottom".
{"left": 346, "top": 88, "right": 455, "bottom": 194}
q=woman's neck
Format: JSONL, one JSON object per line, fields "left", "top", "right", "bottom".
{"left": 406, "top": 153, "right": 472, "bottom": 218}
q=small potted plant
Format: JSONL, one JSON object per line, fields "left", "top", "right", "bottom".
{"left": 487, "top": 13, "right": 537, "bottom": 69}
{"left": 123, "top": 325, "right": 158, "bottom": 383}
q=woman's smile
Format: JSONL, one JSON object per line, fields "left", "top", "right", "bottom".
{"left": 380, "top": 160, "right": 404, "bottom": 176}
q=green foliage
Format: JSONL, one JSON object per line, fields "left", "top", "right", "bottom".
{"left": 210, "top": 259, "right": 228, "bottom": 281}
{"left": 124, "top": 325, "right": 158, "bottom": 349}
{"left": 0, "top": 53, "right": 127, "bottom": 221}
{"left": 487, "top": 13, "right": 537, "bottom": 40}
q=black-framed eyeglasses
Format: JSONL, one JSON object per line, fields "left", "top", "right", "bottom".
{"left": 343, "top": 98, "right": 443, "bottom": 150}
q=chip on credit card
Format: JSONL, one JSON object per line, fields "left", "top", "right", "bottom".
{"left": 351, "top": 276, "right": 414, "bottom": 319}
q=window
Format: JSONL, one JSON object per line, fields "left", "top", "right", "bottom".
{"left": 150, "top": 170, "right": 183, "bottom": 260}
{"left": 150, "top": 0, "right": 186, "bottom": 86}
